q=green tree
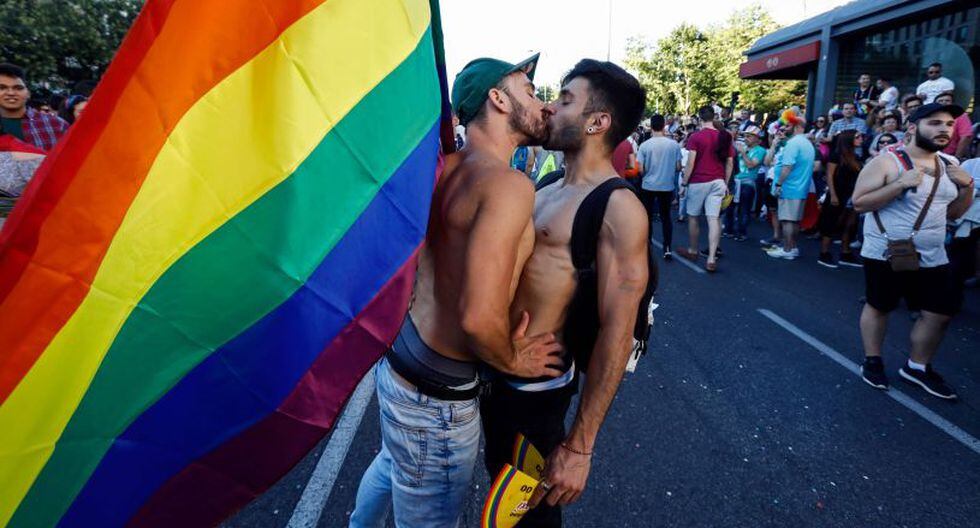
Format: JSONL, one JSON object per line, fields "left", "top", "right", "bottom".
{"left": 0, "top": 0, "right": 143, "bottom": 92}
{"left": 536, "top": 84, "right": 558, "bottom": 103}
{"left": 626, "top": 4, "right": 805, "bottom": 117}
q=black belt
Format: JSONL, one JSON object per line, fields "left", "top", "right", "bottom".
{"left": 386, "top": 349, "right": 481, "bottom": 401}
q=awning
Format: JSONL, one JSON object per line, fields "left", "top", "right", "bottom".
{"left": 739, "top": 41, "right": 820, "bottom": 80}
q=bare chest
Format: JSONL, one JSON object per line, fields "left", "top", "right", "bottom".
{"left": 533, "top": 184, "right": 592, "bottom": 251}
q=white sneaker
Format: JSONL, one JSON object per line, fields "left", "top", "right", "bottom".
{"left": 766, "top": 247, "right": 799, "bottom": 260}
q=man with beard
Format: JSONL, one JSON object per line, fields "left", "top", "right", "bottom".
{"left": 480, "top": 59, "right": 649, "bottom": 527}
{"left": 853, "top": 103, "right": 975, "bottom": 400}
{"left": 350, "top": 54, "right": 565, "bottom": 528}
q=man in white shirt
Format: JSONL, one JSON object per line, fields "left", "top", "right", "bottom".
{"left": 916, "top": 62, "right": 955, "bottom": 104}
{"left": 875, "top": 76, "right": 899, "bottom": 111}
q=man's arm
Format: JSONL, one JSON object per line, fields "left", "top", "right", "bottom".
{"left": 531, "top": 190, "right": 649, "bottom": 508}
{"left": 681, "top": 151, "right": 697, "bottom": 193}
{"left": 851, "top": 155, "right": 919, "bottom": 213}
{"left": 724, "top": 157, "right": 733, "bottom": 185}
{"left": 459, "top": 170, "right": 563, "bottom": 377}
{"left": 954, "top": 120, "right": 972, "bottom": 159}
{"left": 741, "top": 149, "right": 761, "bottom": 170}
{"left": 773, "top": 164, "right": 793, "bottom": 197}
{"left": 946, "top": 164, "right": 976, "bottom": 219}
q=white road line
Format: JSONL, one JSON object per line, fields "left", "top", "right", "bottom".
{"left": 651, "top": 238, "right": 706, "bottom": 274}
{"left": 287, "top": 366, "right": 377, "bottom": 528}
{"left": 757, "top": 308, "right": 980, "bottom": 456}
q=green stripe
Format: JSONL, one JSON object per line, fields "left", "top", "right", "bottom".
{"left": 12, "top": 30, "right": 439, "bottom": 527}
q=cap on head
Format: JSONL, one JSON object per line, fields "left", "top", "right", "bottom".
{"left": 743, "top": 125, "right": 761, "bottom": 137}
{"left": 908, "top": 102, "right": 964, "bottom": 123}
{"left": 451, "top": 53, "right": 539, "bottom": 126}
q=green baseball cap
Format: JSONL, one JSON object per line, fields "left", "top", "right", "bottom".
{"left": 451, "top": 53, "right": 540, "bottom": 126}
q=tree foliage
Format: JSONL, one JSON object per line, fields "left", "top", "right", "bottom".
{"left": 0, "top": 0, "right": 143, "bottom": 92}
{"left": 626, "top": 4, "right": 806, "bottom": 117}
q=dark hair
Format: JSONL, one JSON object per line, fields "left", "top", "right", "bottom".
{"left": 878, "top": 75, "right": 891, "bottom": 83}
{"left": 650, "top": 114, "right": 665, "bottom": 131}
{"left": 697, "top": 105, "right": 714, "bottom": 121}
{"left": 714, "top": 123, "right": 733, "bottom": 163}
{"left": 562, "top": 59, "right": 646, "bottom": 150}
{"left": 902, "top": 94, "right": 923, "bottom": 106}
{"left": 841, "top": 101, "right": 857, "bottom": 109}
{"left": 60, "top": 95, "right": 88, "bottom": 124}
{"left": 0, "top": 63, "right": 26, "bottom": 82}
{"left": 859, "top": 72, "right": 871, "bottom": 78}
{"left": 882, "top": 112, "right": 899, "bottom": 125}
{"left": 877, "top": 132, "right": 897, "bottom": 145}
{"left": 928, "top": 62, "right": 942, "bottom": 69}
{"left": 835, "top": 130, "right": 862, "bottom": 172}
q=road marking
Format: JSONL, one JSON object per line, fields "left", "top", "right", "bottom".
{"left": 287, "top": 366, "right": 377, "bottom": 528}
{"left": 757, "top": 308, "right": 980, "bottom": 456}
{"left": 651, "top": 238, "right": 706, "bottom": 274}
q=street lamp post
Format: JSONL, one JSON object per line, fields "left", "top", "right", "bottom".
{"left": 607, "top": 0, "right": 613, "bottom": 61}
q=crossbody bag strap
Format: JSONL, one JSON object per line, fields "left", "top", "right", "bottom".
{"left": 911, "top": 156, "right": 942, "bottom": 235}
{"left": 873, "top": 153, "right": 941, "bottom": 236}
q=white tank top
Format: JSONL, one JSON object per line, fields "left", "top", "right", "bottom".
{"left": 861, "top": 151, "right": 958, "bottom": 268}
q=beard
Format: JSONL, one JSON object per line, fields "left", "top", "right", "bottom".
{"left": 506, "top": 93, "right": 548, "bottom": 146}
{"left": 914, "top": 128, "right": 948, "bottom": 153}
{"left": 542, "top": 117, "right": 585, "bottom": 152}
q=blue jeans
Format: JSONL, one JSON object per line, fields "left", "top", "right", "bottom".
{"left": 350, "top": 358, "right": 480, "bottom": 528}
{"left": 734, "top": 184, "right": 756, "bottom": 236}
{"left": 723, "top": 183, "right": 756, "bottom": 236}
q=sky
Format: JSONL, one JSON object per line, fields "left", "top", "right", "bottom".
{"left": 441, "top": 0, "right": 852, "bottom": 88}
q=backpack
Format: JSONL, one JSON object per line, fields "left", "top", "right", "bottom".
{"left": 536, "top": 170, "right": 659, "bottom": 374}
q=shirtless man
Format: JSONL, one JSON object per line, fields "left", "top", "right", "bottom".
{"left": 480, "top": 59, "right": 650, "bottom": 527}
{"left": 350, "top": 55, "right": 565, "bottom": 528}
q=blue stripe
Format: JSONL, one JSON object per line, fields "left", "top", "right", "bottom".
{"left": 60, "top": 123, "right": 438, "bottom": 527}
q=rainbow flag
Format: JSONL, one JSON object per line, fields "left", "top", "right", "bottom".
{"left": 0, "top": 0, "right": 451, "bottom": 525}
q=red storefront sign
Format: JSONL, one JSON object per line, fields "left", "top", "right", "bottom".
{"left": 739, "top": 41, "right": 821, "bottom": 78}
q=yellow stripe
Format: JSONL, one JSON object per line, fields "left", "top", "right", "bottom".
{"left": 0, "top": 0, "right": 431, "bottom": 522}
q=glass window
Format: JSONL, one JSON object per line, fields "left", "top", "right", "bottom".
{"left": 834, "top": 6, "right": 977, "bottom": 116}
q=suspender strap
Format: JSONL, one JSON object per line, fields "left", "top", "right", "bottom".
{"left": 873, "top": 155, "right": 942, "bottom": 236}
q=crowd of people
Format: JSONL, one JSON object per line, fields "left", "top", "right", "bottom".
{"left": 491, "top": 62, "right": 980, "bottom": 404}
{"left": 0, "top": 63, "right": 89, "bottom": 222}
{"left": 596, "top": 63, "right": 980, "bottom": 403}
{"left": 2, "top": 49, "right": 978, "bottom": 526}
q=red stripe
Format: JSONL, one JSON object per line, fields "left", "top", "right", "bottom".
{"left": 0, "top": 135, "right": 47, "bottom": 155}
{"left": 0, "top": 0, "right": 325, "bottom": 404}
{"left": 127, "top": 253, "right": 417, "bottom": 527}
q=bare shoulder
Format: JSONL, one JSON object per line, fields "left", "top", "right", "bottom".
{"left": 473, "top": 163, "right": 534, "bottom": 200}
{"left": 859, "top": 153, "right": 897, "bottom": 180}
{"left": 601, "top": 188, "right": 648, "bottom": 243}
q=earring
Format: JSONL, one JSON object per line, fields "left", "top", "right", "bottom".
{"left": 587, "top": 126, "right": 595, "bottom": 134}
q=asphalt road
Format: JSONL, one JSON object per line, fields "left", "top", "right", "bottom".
{"left": 226, "top": 212, "right": 980, "bottom": 528}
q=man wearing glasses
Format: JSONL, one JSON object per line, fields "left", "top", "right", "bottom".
{"left": 0, "top": 64, "right": 68, "bottom": 152}
{"left": 916, "top": 62, "right": 955, "bottom": 104}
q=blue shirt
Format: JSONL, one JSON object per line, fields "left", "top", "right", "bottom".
{"left": 773, "top": 134, "right": 815, "bottom": 200}
{"left": 737, "top": 145, "right": 766, "bottom": 185}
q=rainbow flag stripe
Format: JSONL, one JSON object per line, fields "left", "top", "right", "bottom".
{"left": 0, "top": 0, "right": 450, "bottom": 526}
{"left": 482, "top": 465, "right": 520, "bottom": 528}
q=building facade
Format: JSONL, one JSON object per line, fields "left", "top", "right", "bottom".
{"left": 740, "top": 0, "right": 978, "bottom": 121}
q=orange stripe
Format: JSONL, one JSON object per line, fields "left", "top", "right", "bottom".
{"left": 0, "top": 0, "right": 326, "bottom": 404}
